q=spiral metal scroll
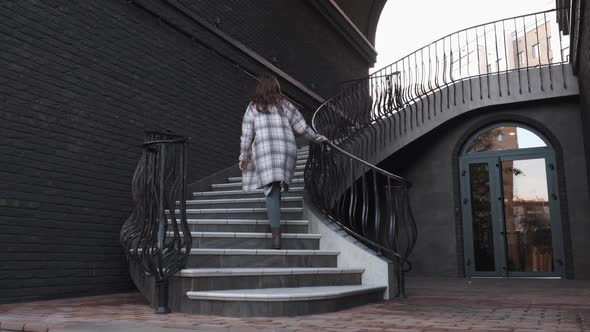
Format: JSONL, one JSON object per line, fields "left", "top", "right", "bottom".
{"left": 120, "top": 130, "right": 191, "bottom": 313}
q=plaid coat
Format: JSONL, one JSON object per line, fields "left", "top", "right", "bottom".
{"left": 239, "top": 100, "right": 322, "bottom": 193}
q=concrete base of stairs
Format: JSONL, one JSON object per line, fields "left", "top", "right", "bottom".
{"left": 183, "top": 285, "right": 386, "bottom": 317}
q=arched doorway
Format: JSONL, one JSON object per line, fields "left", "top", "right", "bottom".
{"left": 459, "top": 123, "right": 565, "bottom": 277}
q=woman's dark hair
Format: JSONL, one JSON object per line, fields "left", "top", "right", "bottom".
{"left": 252, "top": 74, "right": 284, "bottom": 113}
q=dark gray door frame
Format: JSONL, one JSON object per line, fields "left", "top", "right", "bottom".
{"left": 460, "top": 147, "right": 565, "bottom": 278}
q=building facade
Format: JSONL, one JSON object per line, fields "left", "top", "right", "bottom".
{"left": 1, "top": 0, "right": 589, "bottom": 310}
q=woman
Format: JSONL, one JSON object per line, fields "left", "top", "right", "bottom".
{"left": 239, "top": 74, "right": 327, "bottom": 249}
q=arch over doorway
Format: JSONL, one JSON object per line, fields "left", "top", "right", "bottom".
{"left": 458, "top": 122, "right": 566, "bottom": 277}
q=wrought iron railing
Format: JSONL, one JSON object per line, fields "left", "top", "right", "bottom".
{"left": 306, "top": 9, "right": 570, "bottom": 297}
{"left": 306, "top": 139, "right": 417, "bottom": 297}
{"left": 120, "top": 130, "right": 191, "bottom": 313}
{"left": 339, "top": 9, "right": 570, "bottom": 134}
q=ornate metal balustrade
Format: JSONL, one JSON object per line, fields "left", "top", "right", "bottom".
{"left": 306, "top": 9, "right": 570, "bottom": 297}
{"left": 339, "top": 9, "right": 570, "bottom": 134}
{"left": 120, "top": 131, "right": 191, "bottom": 314}
{"left": 306, "top": 139, "right": 417, "bottom": 297}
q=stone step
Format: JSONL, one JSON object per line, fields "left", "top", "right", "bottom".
{"left": 181, "top": 231, "right": 320, "bottom": 250}
{"left": 211, "top": 178, "right": 304, "bottom": 191}
{"left": 176, "top": 207, "right": 304, "bottom": 220}
{"left": 184, "top": 197, "right": 302, "bottom": 209}
{"left": 228, "top": 172, "right": 304, "bottom": 183}
{"left": 183, "top": 219, "right": 308, "bottom": 233}
{"left": 192, "top": 187, "right": 303, "bottom": 200}
{"left": 183, "top": 285, "right": 386, "bottom": 316}
{"left": 186, "top": 248, "right": 338, "bottom": 268}
{"left": 176, "top": 268, "right": 361, "bottom": 292}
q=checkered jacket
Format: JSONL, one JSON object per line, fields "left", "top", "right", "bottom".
{"left": 239, "top": 100, "right": 322, "bottom": 192}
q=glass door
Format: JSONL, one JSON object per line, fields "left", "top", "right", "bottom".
{"left": 498, "top": 154, "right": 563, "bottom": 276}
{"left": 461, "top": 154, "right": 563, "bottom": 277}
{"left": 461, "top": 157, "right": 505, "bottom": 276}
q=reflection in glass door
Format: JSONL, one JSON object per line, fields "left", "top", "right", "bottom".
{"left": 460, "top": 124, "right": 564, "bottom": 277}
{"left": 468, "top": 162, "right": 496, "bottom": 272}
{"left": 501, "top": 158, "right": 553, "bottom": 273}
{"left": 462, "top": 155, "right": 562, "bottom": 277}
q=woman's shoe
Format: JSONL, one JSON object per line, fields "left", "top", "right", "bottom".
{"left": 271, "top": 227, "right": 281, "bottom": 249}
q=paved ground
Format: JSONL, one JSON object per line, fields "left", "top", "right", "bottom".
{"left": 1, "top": 277, "right": 589, "bottom": 332}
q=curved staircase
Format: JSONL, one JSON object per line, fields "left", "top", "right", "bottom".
{"left": 125, "top": 8, "right": 577, "bottom": 317}
{"left": 152, "top": 146, "right": 387, "bottom": 316}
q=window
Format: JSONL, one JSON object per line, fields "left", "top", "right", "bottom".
{"left": 532, "top": 44, "right": 540, "bottom": 58}
{"left": 517, "top": 52, "right": 526, "bottom": 66}
{"left": 487, "top": 64, "right": 492, "bottom": 73}
{"left": 465, "top": 125, "right": 547, "bottom": 153}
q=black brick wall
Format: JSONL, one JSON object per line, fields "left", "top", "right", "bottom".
{"left": 576, "top": 1, "right": 590, "bottom": 196}
{"left": 179, "top": 0, "right": 371, "bottom": 97}
{"left": 0, "top": 0, "right": 375, "bottom": 303}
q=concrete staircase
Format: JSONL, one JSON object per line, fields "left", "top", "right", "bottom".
{"left": 166, "top": 146, "right": 386, "bottom": 316}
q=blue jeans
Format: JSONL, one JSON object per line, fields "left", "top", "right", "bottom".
{"left": 265, "top": 182, "right": 281, "bottom": 228}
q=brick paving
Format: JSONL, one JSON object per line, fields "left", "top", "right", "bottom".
{"left": 1, "top": 277, "right": 589, "bottom": 332}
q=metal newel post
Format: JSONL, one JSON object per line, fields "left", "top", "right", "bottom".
{"left": 156, "top": 279, "right": 170, "bottom": 314}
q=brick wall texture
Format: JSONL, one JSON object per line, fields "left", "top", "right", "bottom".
{"left": 0, "top": 0, "right": 374, "bottom": 303}
{"left": 577, "top": 1, "right": 590, "bottom": 195}
{"left": 179, "top": 0, "right": 371, "bottom": 97}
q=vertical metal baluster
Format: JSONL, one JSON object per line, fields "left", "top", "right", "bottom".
{"left": 494, "top": 22, "right": 502, "bottom": 97}
{"left": 415, "top": 52, "right": 424, "bottom": 124}
{"left": 382, "top": 75, "right": 387, "bottom": 120}
{"left": 443, "top": 37, "right": 450, "bottom": 110}
{"left": 483, "top": 24, "right": 491, "bottom": 99}
{"left": 557, "top": 9, "right": 567, "bottom": 89}
{"left": 436, "top": 41, "right": 443, "bottom": 112}
{"left": 410, "top": 55, "right": 417, "bottom": 129}
{"left": 361, "top": 171, "right": 368, "bottom": 236}
{"left": 458, "top": 32, "right": 465, "bottom": 104}
{"left": 534, "top": 14, "right": 544, "bottom": 91}
{"left": 372, "top": 170, "right": 381, "bottom": 244}
{"left": 466, "top": 29, "right": 473, "bottom": 101}
{"left": 427, "top": 44, "right": 436, "bottom": 116}
{"left": 398, "top": 62, "right": 404, "bottom": 133}
{"left": 543, "top": 12, "right": 553, "bottom": 90}
{"left": 502, "top": 20, "right": 511, "bottom": 96}
{"left": 402, "top": 59, "right": 408, "bottom": 133}
{"left": 421, "top": 47, "right": 430, "bottom": 120}
{"left": 523, "top": 15, "right": 531, "bottom": 93}
{"left": 434, "top": 40, "right": 440, "bottom": 93}
{"left": 349, "top": 159, "right": 357, "bottom": 230}
{"left": 475, "top": 26, "right": 483, "bottom": 99}
{"left": 385, "top": 67, "right": 393, "bottom": 114}
{"left": 514, "top": 18, "right": 522, "bottom": 94}
{"left": 450, "top": 34, "right": 456, "bottom": 106}
{"left": 405, "top": 58, "right": 413, "bottom": 130}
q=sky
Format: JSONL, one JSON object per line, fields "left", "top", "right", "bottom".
{"left": 373, "top": 0, "right": 556, "bottom": 72}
